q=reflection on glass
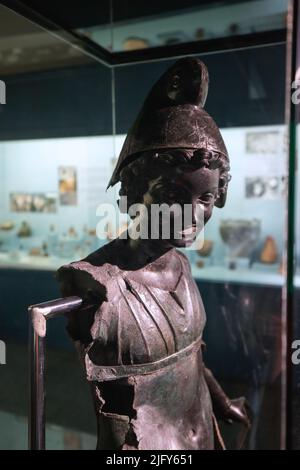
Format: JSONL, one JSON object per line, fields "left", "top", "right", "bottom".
{"left": 0, "top": 5, "right": 91, "bottom": 76}
{"left": 0, "top": 137, "right": 117, "bottom": 270}
{"left": 76, "top": 0, "right": 288, "bottom": 52}
{"left": 293, "top": 124, "right": 300, "bottom": 449}
{"left": 0, "top": 2, "right": 112, "bottom": 451}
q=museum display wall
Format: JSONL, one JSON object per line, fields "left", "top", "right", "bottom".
{"left": 1, "top": 0, "right": 298, "bottom": 451}
{"left": 0, "top": 123, "right": 288, "bottom": 283}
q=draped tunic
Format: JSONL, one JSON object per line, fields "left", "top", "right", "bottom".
{"left": 57, "top": 240, "right": 214, "bottom": 450}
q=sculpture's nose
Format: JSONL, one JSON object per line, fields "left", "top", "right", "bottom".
{"left": 191, "top": 202, "right": 197, "bottom": 226}
{"left": 192, "top": 200, "right": 204, "bottom": 226}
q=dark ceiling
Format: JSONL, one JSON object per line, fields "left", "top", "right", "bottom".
{"left": 0, "top": 0, "right": 285, "bottom": 73}
{"left": 2, "top": 0, "right": 252, "bottom": 29}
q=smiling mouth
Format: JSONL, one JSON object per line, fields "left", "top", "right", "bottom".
{"left": 179, "top": 226, "right": 197, "bottom": 237}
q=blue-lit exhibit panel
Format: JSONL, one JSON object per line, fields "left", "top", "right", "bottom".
{"left": 0, "top": 125, "right": 287, "bottom": 282}
{"left": 0, "top": 136, "right": 117, "bottom": 270}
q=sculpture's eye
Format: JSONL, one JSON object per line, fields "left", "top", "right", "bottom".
{"left": 167, "top": 190, "right": 176, "bottom": 200}
{"left": 149, "top": 181, "right": 189, "bottom": 206}
{"left": 198, "top": 193, "right": 216, "bottom": 205}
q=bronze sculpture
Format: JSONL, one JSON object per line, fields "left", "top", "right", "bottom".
{"left": 57, "top": 58, "right": 249, "bottom": 450}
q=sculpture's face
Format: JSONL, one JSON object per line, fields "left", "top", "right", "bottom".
{"left": 141, "top": 165, "right": 220, "bottom": 248}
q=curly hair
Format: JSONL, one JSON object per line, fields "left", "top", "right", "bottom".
{"left": 118, "top": 148, "right": 231, "bottom": 211}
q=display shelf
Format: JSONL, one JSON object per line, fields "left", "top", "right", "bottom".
{"left": 0, "top": 252, "right": 69, "bottom": 272}
{"left": 191, "top": 264, "right": 285, "bottom": 287}
{"left": 1, "top": 251, "right": 299, "bottom": 287}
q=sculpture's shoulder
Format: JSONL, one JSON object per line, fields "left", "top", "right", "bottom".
{"left": 176, "top": 249, "right": 190, "bottom": 266}
{"left": 56, "top": 240, "right": 126, "bottom": 345}
{"left": 56, "top": 240, "right": 122, "bottom": 304}
{"left": 175, "top": 249, "right": 193, "bottom": 275}
{"left": 56, "top": 243, "right": 205, "bottom": 367}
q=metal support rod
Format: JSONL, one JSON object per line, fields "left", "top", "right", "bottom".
{"left": 28, "top": 296, "right": 83, "bottom": 450}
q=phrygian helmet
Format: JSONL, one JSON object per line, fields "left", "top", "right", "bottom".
{"left": 108, "top": 57, "right": 229, "bottom": 206}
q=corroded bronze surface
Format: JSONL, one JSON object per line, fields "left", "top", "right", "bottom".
{"left": 107, "top": 58, "right": 228, "bottom": 189}
{"left": 57, "top": 58, "right": 249, "bottom": 450}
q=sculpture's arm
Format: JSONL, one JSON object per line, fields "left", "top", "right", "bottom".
{"left": 204, "top": 367, "right": 250, "bottom": 427}
{"left": 56, "top": 265, "right": 106, "bottom": 343}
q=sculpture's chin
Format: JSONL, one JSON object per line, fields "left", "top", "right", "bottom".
{"left": 169, "top": 236, "right": 196, "bottom": 248}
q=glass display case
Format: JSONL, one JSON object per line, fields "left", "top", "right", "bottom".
{"left": 0, "top": 0, "right": 299, "bottom": 451}
{"left": 0, "top": 2, "right": 114, "bottom": 450}
{"left": 79, "top": 0, "right": 288, "bottom": 51}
